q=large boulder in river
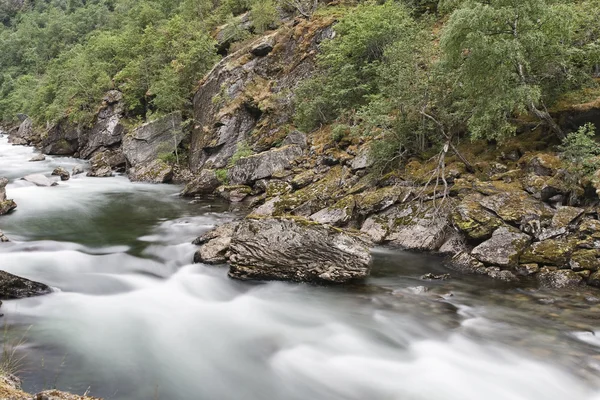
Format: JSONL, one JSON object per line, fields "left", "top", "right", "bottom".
{"left": 122, "top": 112, "right": 182, "bottom": 168}
{"left": 21, "top": 174, "right": 58, "bottom": 187}
{"left": 0, "top": 270, "right": 51, "bottom": 299}
{"left": 0, "top": 177, "right": 17, "bottom": 215}
{"left": 228, "top": 217, "right": 372, "bottom": 283}
{"left": 228, "top": 145, "right": 303, "bottom": 185}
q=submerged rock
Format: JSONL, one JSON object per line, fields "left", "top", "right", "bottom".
{"left": 72, "top": 165, "right": 84, "bottom": 175}
{"left": 228, "top": 217, "right": 372, "bottom": 283}
{"left": 0, "top": 230, "right": 9, "bottom": 242}
{"left": 21, "top": 174, "right": 58, "bottom": 187}
{"left": 0, "top": 270, "right": 51, "bottom": 299}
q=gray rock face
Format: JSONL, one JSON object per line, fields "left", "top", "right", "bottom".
{"left": 350, "top": 148, "right": 373, "bottom": 171}
{"left": 51, "top": 167, "right": 70, "bottom": 181}
{"left": 189, "top": 22, "right": 333, "bottom": 172}
{"left": 193, "top": 222, "right": 238, "bottom": 264}
{"left": 22, "top": 174, "right": 58, "bottom": 187}
{"left": 228, "top": 217, "right": 372, "bottom": 283}
{"left": 79, "top": 91, "right": 125, "bottom": 159}
{"left": 123, "top": 112, "right": 182, "bottom": 168}
{"left": 42, "top": 119, "right": 81, "bottom": 155}
{"left": 471, "top": 227, "right": 531, "bottom": 267}
{"left": 8, "top": 117, "right": 37, "bottom": 145}
{"left": 229, "top": 145, "right": 303, "bottom": 185}
{"left": 181, "top": 169, "right": 221, "bottom": 197}
{"left": 0, "top": 270, "right": 51, "bottom": 299}
{"left": 128, "top": 159, "right": 173, "bottom": 183}
{"left": 281, "top": 130, "right": 308, "bottom": 149}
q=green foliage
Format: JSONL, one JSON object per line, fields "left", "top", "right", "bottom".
{"left": 294, "top": 1, "right": 417, "bottom": 132}
{"left": 251, "top": 0, "right": 277, "bottom": 33}
{"left": 0, "top": 0, "right": 218, "bottom": 125}
{"left": 227, "top": 141, "right": 253, "bottom": 167}
{"left": 158, "top": 151, "right": 178, "bottom": 164}
{"left": 440, "top": 0, "right": 592, "bottom": 140}
{"left": 215, "top": 168, "right": 229, "bottom": 183}
{"left": 559, "top": 123, "right": 600, "bottom": 176}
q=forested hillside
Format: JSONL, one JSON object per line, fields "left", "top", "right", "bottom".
{"left": 2, "top": 0, "right": 600, "bottom": 166}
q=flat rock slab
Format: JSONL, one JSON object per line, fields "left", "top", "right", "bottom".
{"left": 228, "top": 217, "right": 372, "bottom": 283}
{"left": 22, "top": 174, "right": 58, "bottom": 187}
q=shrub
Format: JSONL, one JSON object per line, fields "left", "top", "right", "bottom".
{"left": 559, "top": 123, "right": 600, "bottom": 176}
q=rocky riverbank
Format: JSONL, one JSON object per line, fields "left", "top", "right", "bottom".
{"left": 3, "top": 15, "right": 600, "bottom": 289}
{"left": 0, "top": 374, "right": 99, "bottom": 400}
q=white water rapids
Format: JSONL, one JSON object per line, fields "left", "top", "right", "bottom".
{"left": 1, "top": 135, "right": 600, "bottom": 399}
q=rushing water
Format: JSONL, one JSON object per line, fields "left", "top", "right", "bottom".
{"left": 1, "top": 135, "right": 600, "bottom": 400}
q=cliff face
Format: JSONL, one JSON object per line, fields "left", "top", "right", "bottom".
{"left": 189, "top": 17, "right": 334, "bottom": 171}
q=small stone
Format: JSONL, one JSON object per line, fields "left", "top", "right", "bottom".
{"left": 515, "top": 263, "right": 539, "bottom": 276}
{"left": 72, "top": 165, "right": 84, "bottom": 175}
{"left": 28, "top": 153, "right": 45, "bottom": 162}
{"left": 51, "top": 167, "right": 70, "bottom": 181}
{"left": 420, "top": 273, "right": 451, "bottom": 280}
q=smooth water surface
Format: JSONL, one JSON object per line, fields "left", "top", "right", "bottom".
{"left": 1, "top": 135, "right": 600, "bottom": 400}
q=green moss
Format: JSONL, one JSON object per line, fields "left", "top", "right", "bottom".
{"left": 569, "top": 249, "right": 600, "bottom": 271}
{"left": 452, "top": 195, "right": 503, "bottom": 240}
{"left": 520, "top": 238, "right": 578, "bottom": 266}
{"left": 215, "top": 168, "right": 229, "bottom": 184}
{"left": 266, "top": 180, "right": 291, "bottom": 197}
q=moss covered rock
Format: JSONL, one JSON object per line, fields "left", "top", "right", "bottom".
{"left": 452, "top": 194, "right": 503, "bottom": 241}
{"left": 569, "top": 249, "right": 600, "bottom": 271}
{"left": 478, "top": 191, "right": 553, "bottom": 223}
{"left": 310, "top": 195, "right": 355, "bottom": 227}
{"left": 520, "top": 238, "right": 577, "bottom": 266}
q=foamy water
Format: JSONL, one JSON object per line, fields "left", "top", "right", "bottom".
{"left": 1, "top": 136, "right": 599, "bottom": 399}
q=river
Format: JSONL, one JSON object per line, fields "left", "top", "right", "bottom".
{"left": 1, "top": 135, "right": 600, "bottom": 400}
